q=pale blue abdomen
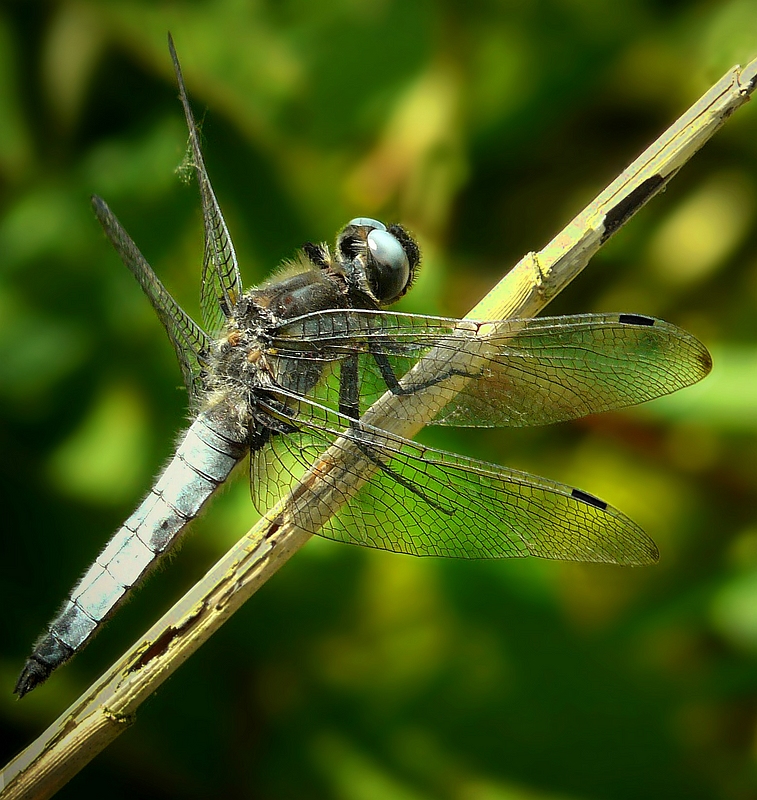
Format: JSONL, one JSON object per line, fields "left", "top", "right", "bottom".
{"left": 14, "top": 411, "right": 246, "bottom": 696}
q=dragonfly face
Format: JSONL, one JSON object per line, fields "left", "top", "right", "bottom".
{"left": 14, "top": 34, "right": 712, "bottom": 698}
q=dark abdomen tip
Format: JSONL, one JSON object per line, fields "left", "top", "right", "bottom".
{"left": 14, "top": 658, "right": 53, "bottom": 698}
{"left": 14, "top": 632, "right": 74, "bottom": 698}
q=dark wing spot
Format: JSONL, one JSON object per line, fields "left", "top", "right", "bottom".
{"left": 571, "top": 488, "right": 608, "bottom": 511}
{"left": 699, "top": 347, "right": 714, "bottom": 375}
{"left": 602, "top": 175, "right": 665, "bottom": 243}
{"left": 618, "top": 313, "right": 655, "bottom": 326}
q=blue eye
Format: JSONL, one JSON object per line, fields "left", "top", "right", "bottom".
{"left": 347, "top": 217, "right": 387, "bottom": 232}
{"left": 367, "top": 229, "right": 410, "bottom": 302}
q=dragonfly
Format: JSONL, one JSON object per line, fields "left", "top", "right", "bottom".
{"left": 15, "top": 35, "right": 712, "bottom": 698}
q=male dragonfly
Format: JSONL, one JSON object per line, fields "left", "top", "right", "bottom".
{"left": 15, "top": 35, "right": 712, "bottom": 697}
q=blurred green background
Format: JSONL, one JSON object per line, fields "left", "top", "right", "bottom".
{"left": 3, "top": 1, "right": 757, "bottom": 798}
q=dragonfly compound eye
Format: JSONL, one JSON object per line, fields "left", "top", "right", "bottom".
{"left": 366, "top": 228, "right": 411, "bottom": 303}
{"left": 346, "top": 217, "right": 387, "bottom": 232}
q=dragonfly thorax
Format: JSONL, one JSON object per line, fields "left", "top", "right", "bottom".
{"left": 201, "top": 265, "right": 351, "bottom": 440}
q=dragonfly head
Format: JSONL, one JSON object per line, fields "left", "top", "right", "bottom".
{"left": 334, "top": 217, "right": 420, "bottom": 306}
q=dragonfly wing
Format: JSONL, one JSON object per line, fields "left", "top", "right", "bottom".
{"left": 272, "top": 310, "right": 712, "bottom": 427}
{"left": 432, "top": 312, "right": 712, "bottom": 427}
{"left": 256, "top": 392, "right": 658, "bottom": 565}
{"left": 168, "top": 34, "right": 243, "bottom": 336}
{"left": 91, "top": 195, "right": 210, "bottom": 405}
{"left": 248, "top": 422, "right": 341, "bottom": 521}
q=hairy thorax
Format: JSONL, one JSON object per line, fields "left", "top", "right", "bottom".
{"left": 201, "top": 262, "right": 349, "bottom": 441}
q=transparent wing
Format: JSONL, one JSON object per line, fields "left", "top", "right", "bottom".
{"left": 168, "top": 34, "right": 243, "bottom": 336}
{"left": 91, "top": 195, "right": 210, "bottom": 405}
{"left": 271, "top": 310, "right": 712, "bottom": 427}
{"left": 250, "top": 391, "right": 658, "bottom": 565}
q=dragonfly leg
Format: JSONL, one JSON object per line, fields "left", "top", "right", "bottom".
{"left": 371, "top": 349, "right": 483, "bottom": 397}
{"left": 338, "top": 353, "right": 361, "bottom": 421}
{"left": 349, "top": 429, "right": 454, "bottom": 515}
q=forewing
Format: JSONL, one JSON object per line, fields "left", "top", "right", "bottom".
{"left": 272, "top": 310, "right": 712, "bottom": 427}
{"left": 92, "top": 195, "right": 210, "bottom": 405}
{"left": 168, "top": 34, "right": 243, "bottom": 336}
{"left": 432, "top": 312, "right": 712, "bottom": 426}
{"left": 254, "top": 392, "right": 658, "bottom": 565}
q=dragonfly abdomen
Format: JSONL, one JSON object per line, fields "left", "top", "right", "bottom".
{"left": 14, "top": 412, "right": 246, "bottom": 697}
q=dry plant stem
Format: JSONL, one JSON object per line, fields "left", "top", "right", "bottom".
{"left": 3, "top": 55, "right": 757, "bottom": 800}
